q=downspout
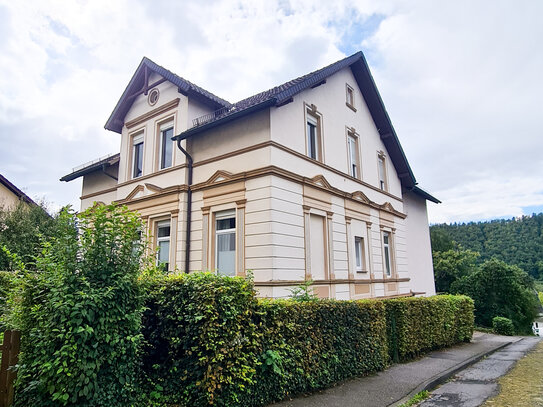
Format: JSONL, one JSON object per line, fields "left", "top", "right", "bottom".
{"left": 176, "top": 138, "right": 193, "bottom": 274}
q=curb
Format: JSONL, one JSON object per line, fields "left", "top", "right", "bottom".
{"left": 388, "top": 338, "right": 521, "bottom": 407}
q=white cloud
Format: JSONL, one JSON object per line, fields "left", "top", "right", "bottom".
{"left": 0, "top": 0, "right": 541, "bottom": 222}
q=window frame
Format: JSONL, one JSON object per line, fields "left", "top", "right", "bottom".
{"left": 354, "top": 236, "right": 366, "bottom": 273}
{"left": 214, "top": 209, "right": 236, "bottom": 276}
{"left": 304, "top": 104, "right": 323, "bottom": 162}
{"left": 377, "top": 151, "right": 388, "bottom": 191}
{"left": 158, "top": 122, "right": 174, "bottom": 170}
{"left": 346, "top": 84, "right": 356, "bottom": 111}
{"left": 382, "top": 231, "right": 393, "bottom": 277}
{"left": 155, "top": 219, "right": 171, "bottom": 271}
{"left": 347, "top": 129, "right": 361, "bottom": 179}
{"left": 131, "top": 132, "right": 144, "bottom": 179}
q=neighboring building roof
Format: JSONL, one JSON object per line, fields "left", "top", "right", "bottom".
{"left": 105, "top": 57, "right": 231, "bottom": 134}
{"left": 174, "top": 51, "right": 437, "bottom": 201}
{"left": 0, "top": 173, "right": 36, "bottom": 205}
{"left": 60, "top": 153, "right": 120, "bottom": 182}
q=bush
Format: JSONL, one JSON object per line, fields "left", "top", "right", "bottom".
{"left": 384, "top": 295, "right": 474, "bottom": 362}
{"left": 13, "top": 204, "right": 146, "bottom": 407}
{"left": 142, "top": 272, "right": 261, "bottom": 407}
{"left": 0, "top": 270, "right": 15, "bottom": 330}
{"left": 493, "top": 316, "right": 514, "bottom": 336}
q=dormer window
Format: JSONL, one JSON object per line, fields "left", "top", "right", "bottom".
{"left": 159, "top": 124, "right": 174, "bottom": 169}
{"left": 132, "top": 133, "right": 144, "bottom": 178}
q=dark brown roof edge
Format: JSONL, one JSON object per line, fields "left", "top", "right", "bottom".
{"left": 60, "top": 153, "right": 120, "bottom": 182}
{"left": 0, "top": 174, "right": 37, "bottom": 206}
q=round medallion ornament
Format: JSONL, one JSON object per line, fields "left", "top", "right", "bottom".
{"left": 148, "top": 88, "right": 160, "bottom": 106}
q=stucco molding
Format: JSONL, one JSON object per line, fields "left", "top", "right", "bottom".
{"left": 125, "top": 98, "right": 180, "bottom": 130}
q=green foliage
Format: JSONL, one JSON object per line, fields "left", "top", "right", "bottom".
{"left": 141, "top": 272, "right": 261, "bottom": 407}
{"left": 399, "top": 390, "right": 430, "bottom": 407}
{"left": 538, "top": 292, "right": 543, "bottom": 305}
{"left": 384, "top": 295, "right": 474, "bottom": 362}
{"left": 0, "top": 200, "right": 58, "bottom": 270}
{"left": 142, "top": 274, "right": 472, "bottom": 406}
{"left": 432, "top": 249, "right": 479, "bottom": 293}
{"left": 13, "top": 204, "right": 146, "bottom": 407}
{"left": 451, "top": 259, "right": 539, "bottom": 334}
{"left": 287, "top": 279, "right": 318, "bottom": 302}
{"left": 431, "top": 213, "right": 543, "bottom": 278}
{"left": 244, "top": 298, "right": 389, "bottom": 406}
{"left": 492, "top": 316, "right": 514, "bottom": 336}
{"left": 0, "top": 270, "right": 15, "bottom": 331}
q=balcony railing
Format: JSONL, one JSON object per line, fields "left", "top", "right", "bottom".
{"left": 192, "top": 106, "right": 234, "bottom": 127}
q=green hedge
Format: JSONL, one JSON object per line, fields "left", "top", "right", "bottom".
{"left": 492, "top": 316, "right": 514, "bottom": 336}
{"left": 142, "top": 275, "right": 473, "bottom": 406}
{"left": 384, "top": 295, "right": 474, "bottom": 362}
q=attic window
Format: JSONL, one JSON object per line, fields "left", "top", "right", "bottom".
{"left": 148, "top": 88, "right": 160, "bottom": 106}
{"left": 346, "top": 84, "right": 356, "bottom": 111}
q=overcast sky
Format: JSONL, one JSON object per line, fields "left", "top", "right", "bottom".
{"left": 1, "top": 0, "right": 542, "bottom": 224}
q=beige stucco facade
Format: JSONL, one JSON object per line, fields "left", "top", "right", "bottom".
{"left": 0, "top": 182, "right": 20, "bottom": 209}
{"left": 70, "top": 55, "right": 437, "bottom": 299}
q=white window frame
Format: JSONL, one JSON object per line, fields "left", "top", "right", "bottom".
{"left": 132, "top": 133, "right": 144, "bottom": 179}
{"left": 383, "top": 231, "right": 392, "bottom": 277}
{"left": 306, "top": 114, "right": 319, "bottom": 160}
{"left": 378, "top": 152, "right": 388, "bottom": 191}
{"left": 156, "top": 219, "right": 171, "bottom": 271}
{"left": 354, "top": 236, "right": 365, "bottom": 273}
{"left": 214, "top": 209, "right": 236, "bottom": 276}
{"left": 159, "top": 123, "right": 174, "bottom": 170}
{"left": 347, "top": 132, "right": 359, "bottom": 179}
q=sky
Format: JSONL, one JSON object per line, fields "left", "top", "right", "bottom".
{"left": 0, "top": 0, "right": 542, "bottom": 224}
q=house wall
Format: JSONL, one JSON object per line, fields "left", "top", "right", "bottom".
{"left": 403, "top": 190, "right": 436, "bottom": 296}
{"left": 270, "top": 67, "right": 402, "bottom": 203}
{"left": 0, "top": 183, "right": 20, "bottom": 209}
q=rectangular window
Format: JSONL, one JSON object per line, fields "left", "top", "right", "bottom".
{"left": 132, "top": 133, "right": 144, "bottom": 178}
{"left": 354, "top": 236, "right": 365, "bottom": 272}
{"left": 378, "top": 153, "right": 387, "bottom": 191}
{"left": 346, "top": 85, "right": 355, "bottom": 108}
{"left": 156, "top": 220, "right": 170, "bottom": 271}
{"left": 307, "top": 114, "right": 319, "bottom": 160}
{"left": 383, "top": 232, "right": 392, "bottom": 277}
{"left": 347, "top": 133, "right": 359, "bottom": 178}
{"left": 159, "top": 125, "right": 173, "bottom": 169}
{"left": 215, "top": 209, "right": 236, "bottom": 276}
{"left": 309, "top": 214, "right": 327, "bottom": 280}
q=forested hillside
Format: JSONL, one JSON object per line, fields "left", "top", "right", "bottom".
{"left": 431, "top": 213, "right": 543, "bottom": 278}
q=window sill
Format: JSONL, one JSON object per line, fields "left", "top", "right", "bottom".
{"left": 356, "top": 269, "right": 368, "bottom": 274}
{"left": 346, "top": 102, "right": 357, "bottom": 112}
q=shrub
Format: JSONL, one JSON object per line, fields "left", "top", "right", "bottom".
{"left": 13, "top": 204, "right": 146, "bottom": 407}
{"left": 142, "top": 272, "right": 261, "bottom": 406}
{"left": 384, "top": 295, "right": 474, "bottom": 362}
{"left": 493, "top": 316, "right": 514, "bottom": 336}
{"left": 243, "top": 298, "right": 388, "bottom": 406}
{"left": 0, "top": 270, "right": 15, "bottom": 330}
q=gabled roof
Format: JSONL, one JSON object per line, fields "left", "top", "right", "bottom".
{"left": 105, "top": 57, "right": 231, "bottom": 134}
{"left": 173, "top": 51, "right": 426, "bottom": 194}
{"left": 0, "top": 174, "right": 36, "bottom": 205}
{"left": 60, "top": 153, "right": 120, "bottom": 182}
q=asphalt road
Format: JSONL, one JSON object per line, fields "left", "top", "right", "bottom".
{"left": 418, "top": 337, "right": 542, "bottom": 407}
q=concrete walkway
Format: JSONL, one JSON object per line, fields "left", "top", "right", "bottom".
{"left": 271, "top": 333, "right": 523, "bottom": 407}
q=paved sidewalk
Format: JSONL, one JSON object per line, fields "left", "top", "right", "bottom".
{"left": 271, "top": 333, "right": 521, "bottom": 407}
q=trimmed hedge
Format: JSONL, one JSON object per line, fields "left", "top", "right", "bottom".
{"left": 492, "top": 316, "right": 514, "bottom": 336}
{"left": 142, "top": 274, "right": 473, "bottom": 406}
{"left": 384, "top": 295, "right": 474, "bottom": 362}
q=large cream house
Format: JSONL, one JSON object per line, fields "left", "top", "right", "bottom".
{"left": 62, "top": 51, "right": 439, "bottom": 299}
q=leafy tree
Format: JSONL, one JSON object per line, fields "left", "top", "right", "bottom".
{"left": 0, "top": 200, "right": 58, "bottom": 270}
{"left": 12, "top": 204, "right": 148, "bottom": 406}
{"left": 430, "top": 229, "right": 455, "bottom": 252}
{"left": 433, "top": 249, "right": 479, "bottom": 293}
{"left": 451, "top": 259, "right": 539, "bottom": 334}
